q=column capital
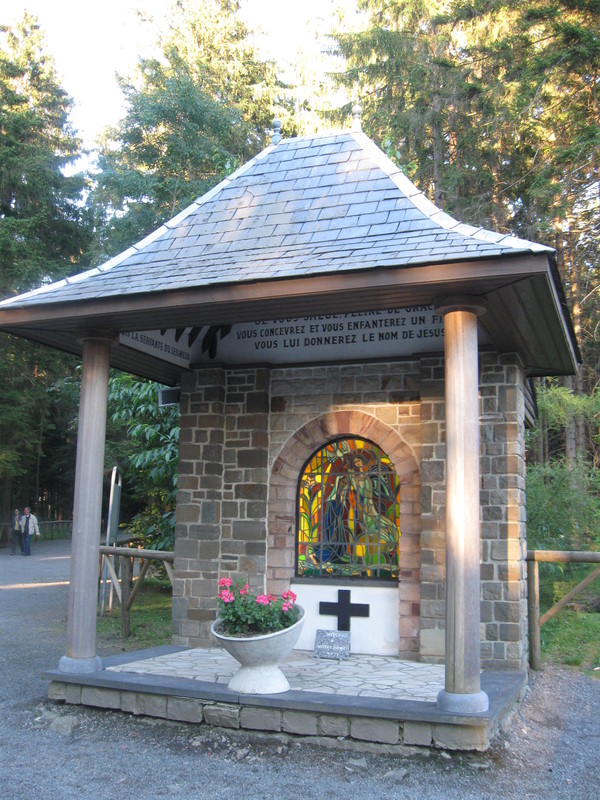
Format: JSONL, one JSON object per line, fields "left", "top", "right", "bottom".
{"left": 75, "top": 329, "right": 117, "bottom": 345}
{"left": 434, "top": 295, "right": 487, "bottom": 317}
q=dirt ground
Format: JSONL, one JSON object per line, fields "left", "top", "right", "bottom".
{"left": 1, "top": 538, "right": 599, "bottom": 800}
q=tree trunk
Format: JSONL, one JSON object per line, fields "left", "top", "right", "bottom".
{"left": 432, "top": 69, "right": 444, "bottom": 207}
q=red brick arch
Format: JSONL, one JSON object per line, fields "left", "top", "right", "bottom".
{"left": 267, "top": 410, "right": 421, "bottom": 652}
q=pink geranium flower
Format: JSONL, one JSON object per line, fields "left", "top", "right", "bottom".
{"left": 215, "top": 580, "right": 301, "bottom": 636}
{"left": 256, "top": 594, "right": 271, "bottom": 605}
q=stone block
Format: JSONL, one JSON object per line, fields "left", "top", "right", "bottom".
{"left": 135, "top": 692, "right": 168, "bottom": 718}
{"left": 245, "top": 540, "right": 266, "bottom": 555}
{"left": 203, "top": 703, "right": 241, "bottom": 729}
{"left": 398, "top": 616, "right": 420, "bottom": 637}
{"left": 482, "top": 582, "right": 502, "bottom": 601}
{"left": 240, "top": 707, "right": 282, "bottom": 731}
{"left": 65, "top": 683, "right": 83, "bottom": 704}
{"left": 491, "top": 539, "right": 521, "bottom": 561}
{"left": 494, "top": 641, "right": 506, "bottom": 659}
{"left": 318, "top": 714, "right": 350, "bottom": 738}
{"left": 421, "top": 599, "right": 445, "bottom": 618}
{"left": 480, "top": 601, "right": 493, "bottom": 623}
{"left": 420, "top": 628, "right": 445, "bottom": 657}
{"left": 432, "top": 723, "right": 489, "bottom": 751}
{"left": 231, "top": 520, "right": 267, "bottom": 539}
{"left": 196, "top": 541, "right": 220, "bottom": 559}
{"left": 48, "top": 681, "right": 67, "bottom": 701}
{"left": 495, "top": 601, "right": 521, "bottom": 623}
{"left": 500, "top": 622, "right": 520, "bottom": 642}
{"left": 420, "top": 582, "right": 439, "bottom": 600}
{"left": 176, "top": 538, "right": 204, "bottom": 559}
{"left": 81, "top": 686, "right": 121, "bottom": 709}
{"left": 403, "top": 721, "right": 433, "bottom": 746}
{"left": 167, "top": 697, "right": 204, "bottom": 723}
{"left": 238, "top": 449, "right": 268, "bottom": 469}
{"left": 200, "top": 502, "right": 219, "bottom": 524}
{"left": 120, "top": 691, "right": 138, "bottom": 714}
{"left": 420, "top": 565, "right": 445, "bottom": 582}
{"left": 238, "top": 556, "right": 264, "bottom": 573}
{"left": 420, "top": 460, "right": 445, "bottom": 482}
{"left": 282, "top": 710, "right": 318, "bottom": 736}
{"left": 187, "top": 608, "right": 215, "bottom": 622}
{"left": 350, "top": 716, "right": 399, "bottom": 744}
{"left": 247, "top": 502, "right": 267, "bottom": 520}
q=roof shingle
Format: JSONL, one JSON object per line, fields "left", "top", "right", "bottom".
{"left": 0, "top": 129, "right": 553, "bottom": 310}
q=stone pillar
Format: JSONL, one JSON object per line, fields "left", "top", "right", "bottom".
{"left": 172, "top": 368, "right": 226, "bottom": 647}
{"left": 59, "top": 335, "right": 112, "bottom": 673}
{"left": 436, "top": 299, "right": 489, "bottom": 713}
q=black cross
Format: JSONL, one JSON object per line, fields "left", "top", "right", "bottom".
{"left": 319, "top": 589, "right": 370, "bottom": 632}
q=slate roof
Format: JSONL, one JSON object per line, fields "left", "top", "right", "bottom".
{"left": 0, "top": 129, "right": 552, "bottom": 310}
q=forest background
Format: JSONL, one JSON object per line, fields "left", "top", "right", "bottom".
{"left": 1, "top": 0, "right": 599, "bottom": 572}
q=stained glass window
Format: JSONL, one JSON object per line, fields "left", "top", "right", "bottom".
{"left": 297, "top": 438, "right": 401, "bottom": 580}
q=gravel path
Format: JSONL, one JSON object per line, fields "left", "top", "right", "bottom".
{"left": 1, "top": 539, "right": 599, "bottom": 800}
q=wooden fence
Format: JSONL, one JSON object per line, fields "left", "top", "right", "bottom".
{"left": 98, "top": 545, "right": 175, "bottom": 638}
{"left": 39, "top": 520, "right": 73, "bottom": 540}
{"left": 526, "top": 550, "right": 600, "bottom": 670}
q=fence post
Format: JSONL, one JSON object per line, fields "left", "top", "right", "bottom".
{"left": 120, "top": 556, "right": 131, "bottom": 640}
{"left": 527, "top": 557, "right": 541, "bottom": 670}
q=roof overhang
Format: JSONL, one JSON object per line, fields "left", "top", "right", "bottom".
{"left": 0, "top": 252, "right": 579, "bottom": 385}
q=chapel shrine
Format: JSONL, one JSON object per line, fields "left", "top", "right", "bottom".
{"left": 0, "top": 112, "right": 579, "bottom": 722}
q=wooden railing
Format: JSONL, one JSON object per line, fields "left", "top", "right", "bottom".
{"left": 98, "top": 545, "right": 175, "bottom": 639}
{"left": 526, "top": 550, "right": 600, "bottom": 670}
{"left": 39, "top": 520, "right": 73, "bottom": 540}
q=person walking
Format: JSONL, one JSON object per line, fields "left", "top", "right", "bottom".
{"left": 9, "top": 508, "right": 22, "bottom": 555}
{"left": 20, "top": 506, "right": 40, "bottom": 556}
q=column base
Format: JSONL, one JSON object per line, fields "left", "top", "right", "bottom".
{"left": 58, "top": 655, "right": 102, "bottom": 674}
{"left": 437, "top": 689, "right": 489, "bottom": 714}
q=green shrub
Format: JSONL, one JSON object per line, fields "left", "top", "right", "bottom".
{"left": 526, "top": 460, "right": 600, "bottom": 552}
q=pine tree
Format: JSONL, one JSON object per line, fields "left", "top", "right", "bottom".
{"left": 87, "top": 0, "right": 280, "bottom": 261}
{"left": 0, "top": 14, "right": 87, "bottom": 520}
{"left": 0, "top": 14, "right": 89, "bottom": 295}
{"left": 331, "top": 1, "right": 502, "bottom": 222}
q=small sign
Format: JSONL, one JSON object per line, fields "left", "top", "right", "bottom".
{"left": 119, "top": 330, "right": 191, "bottom": 368}
{"left": 314, "top": 629, "right": 351, "bottom": 660}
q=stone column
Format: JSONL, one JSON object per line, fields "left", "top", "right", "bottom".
{"left": 436, "top": 299, "right": 489, "bottom": 713}
{"left": 59, "top": 334, "right": 112, "bottom": 673}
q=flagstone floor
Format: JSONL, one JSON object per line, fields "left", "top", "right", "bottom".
{"left": 107, "top": 648, "right": 446, "bottom": 703}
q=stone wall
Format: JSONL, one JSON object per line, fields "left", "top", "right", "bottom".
{"left": 172, "top": 368, "right": 225, "bottom": 645}
{"left": 172, "top": 367, "right": 271, "bottom": 645}
{"left": 416, "top": 352, "right": 528, "bottom": 670}
{"left": 172, "top": 353, "right": 528, "bottom": 670}
{"left": 479, "top": 354, "right": 528, "bottom": 671}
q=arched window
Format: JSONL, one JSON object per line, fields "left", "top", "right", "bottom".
{"left": 297, "top": 438, "right": 400, "bottom": 580}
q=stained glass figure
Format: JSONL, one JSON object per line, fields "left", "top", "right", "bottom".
{"left": 297, "top": 438, "right": 400, "bottom": 579}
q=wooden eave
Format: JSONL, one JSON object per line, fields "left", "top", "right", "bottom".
{"left": 0, "top": 252, "right": 579, "bottom": 385}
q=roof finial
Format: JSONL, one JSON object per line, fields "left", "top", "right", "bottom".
{"left": 271, "top": 118, "right": 282, "bottom": 145}
{"left": 351, "top": 101, "right": 362, "bottom": 132}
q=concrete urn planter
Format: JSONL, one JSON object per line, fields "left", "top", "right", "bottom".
{"left": 211, "top": 607, "right": 305, "bottom": 694}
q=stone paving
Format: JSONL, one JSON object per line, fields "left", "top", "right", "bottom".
{"left": 107, "top": 648, "right": 446, "bottom": 702}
